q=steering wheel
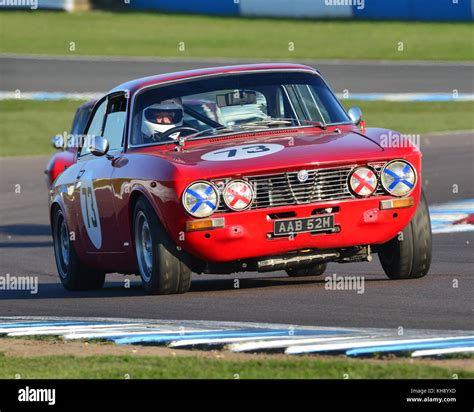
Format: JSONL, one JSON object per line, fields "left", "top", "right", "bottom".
{"left": 156, "top": 126, "right": 200, "bottom": 142}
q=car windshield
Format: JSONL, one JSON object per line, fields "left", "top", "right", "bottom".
{"left": 131, "top": 71, "right": 351, "bottom": 146}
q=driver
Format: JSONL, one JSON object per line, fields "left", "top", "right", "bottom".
{"left": 141, "top": 100, "right": 184, "bottom": 142}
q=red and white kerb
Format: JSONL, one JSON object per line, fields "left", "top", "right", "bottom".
{"left": 349, "top": 167, "right": 378, "bottom": 197}
{"left": 223, "top": 180, "right": 254, "bottom": 211}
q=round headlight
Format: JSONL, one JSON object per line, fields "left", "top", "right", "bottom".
{"left": 381, "top": 160, "right": 416, "bottom": 197}
{"left": 182, "top": 181, "right": 219, "bottom": 218}
{"left": 348, "top": 166, "right": 378, "bottom": 197}
{"left": 223, "top": 180, "right": 254, "bottom": 211}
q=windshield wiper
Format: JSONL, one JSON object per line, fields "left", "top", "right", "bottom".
{"left": 174, "top": 117, "right": 327, "bottom": 149}
{"left": 275, "top": 118, "right": 327, "bottom": 130}
{"left": 238, "top": 119, "right": 293, "bottom": 129}
{"left": 174, "top": 126, "right": 234, "bottom": 149}
{"left": 239, "top": 118, "right": 327, "bottom": 130}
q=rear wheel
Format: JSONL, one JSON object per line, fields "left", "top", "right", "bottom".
{"left": 378, "top": 191, "right": 432, "bottom": 279}
{"left": 52, "top": 208, "right": 105, "bottom": 290}
{"left": 133, "top": 197, "right": 191, "bottom": 295}
{"left": 286, "top": 262, "right": 327, "bottom": 277}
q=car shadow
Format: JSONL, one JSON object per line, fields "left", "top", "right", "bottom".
{"left": 0, "top": 276, "right": 390, "bottom": 300}
{"left": 0, "top": 224, "right": 53, "bottom": 248}
{"left": 0, "top": 224, "right": 51, "bottom": 237}
{"left": 0, "top": 241, "right": 53, "bottom": 248}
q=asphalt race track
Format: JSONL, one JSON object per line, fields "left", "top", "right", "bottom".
{"left": 0, "top": 132, "right": 473, "bottom": 331}
{"left": 1, "top": 55, "right": 473, "bottom": 94}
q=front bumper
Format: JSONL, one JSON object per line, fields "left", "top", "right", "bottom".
{"left": 176, "top": 190, "right": 420, "bottom": 263}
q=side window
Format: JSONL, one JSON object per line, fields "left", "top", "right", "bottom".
{"left": 284, "top": 85, "right": 306, "bottom": 120}
{"left": 294, "top": 84, "right": 327, "bottom": 123}
{"left": 275, "top": 88, "right": 289, "bottom": 118}
{"left": 284, "top": 85, "right": 328, "bottom": 124}
{"left": 103, "top": 95, "right": 127, "bottom": 151}
{"left": 80, "top": 99, "right": 107, "bottom": 157}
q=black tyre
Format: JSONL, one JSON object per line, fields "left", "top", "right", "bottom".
{"left": 378, "top": 191, "right": 432, "bottom": 279}
{"left": 286, "top": 262, "right": 327, "bottom": 277}
{"left": 133, "top": 197, "right": 192, "bottom": 295}
{"left": 52, "top": 207, "right": 105, "bottom": 290}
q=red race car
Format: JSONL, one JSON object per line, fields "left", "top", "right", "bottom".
{"left": 49, "top": 63, "right": 432, "bottom": 294}
{"left": 45, "top": 99, "right": 96, "bottom": 187}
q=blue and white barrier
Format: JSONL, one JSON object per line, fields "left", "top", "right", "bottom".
{"left": 430, "top": 198, "right": 474, "bottom": 234}
{"left": 2, "top": 91, "right": 473, "bottom": 102}
{"left": 0, "top": 317, "right": 473, "bottom": 358}
{"left": 127, "top": 0, "right": 474, "bottom": 22}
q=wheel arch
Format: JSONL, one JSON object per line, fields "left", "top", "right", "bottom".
{"left": 128, "top": 188, "right": 169, "bottom": 241}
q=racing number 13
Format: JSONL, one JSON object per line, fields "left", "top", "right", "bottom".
{"left": 81, "top": 187, "right": 98, "bottom": 228}
{"left": 215, "top": 145, "right": 271, "bottom": 158}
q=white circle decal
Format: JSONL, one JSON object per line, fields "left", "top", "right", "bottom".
{"left": 79, "top": 180, "right": 102, "bottom": 250}
{"left": 201, "top": 143, "right": 284, "bottom": 161}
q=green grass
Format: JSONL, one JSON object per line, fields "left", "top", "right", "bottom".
{"left": 341, "top": 100, "right": 474, "bottom": 134}
{"left": 1, "top": 99, "right": 472, "bottom": 157}
{"left": 0, "top": 11, "right": 473, "bottom": 60}
{"left": 0, "top": 354, "right": 471, "bottom": 379}
{"left": 0, "top": 99, "right": 81, "bottom": 157}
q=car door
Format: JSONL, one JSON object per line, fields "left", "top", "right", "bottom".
{"left": 75, "top": 93, "right": 127, "bottom": 254}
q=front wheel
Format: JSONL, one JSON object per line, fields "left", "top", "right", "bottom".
{"left": 52, "top": 208, "right": 105, "bottom": 290}
{"left": 133, "top": 197, "right": 191, "bottom": 295}
{"left": 378, "top": 191, "right": 432, "bottom": 279}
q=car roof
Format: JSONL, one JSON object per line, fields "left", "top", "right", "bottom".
{"left": 107, "top": 63, "right": 318, "bottom": 95}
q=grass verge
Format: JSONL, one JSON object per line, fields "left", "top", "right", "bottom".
{"left": 1, "top": 338, "right": 472, "bottom": 379}
{"left": 341, "top": 100, "right": 474, "bottom": 135}
{"left": 0, "top": 99, "right": 81, "bottom": 157}
{"left": 1, "top": 99, "right": 472, "bottom": 157}
{"left": 1, "top": 354, "right": 472, "bottom": 379}
{"left": 0, "top": 11, "right": 473, "bottom": 61}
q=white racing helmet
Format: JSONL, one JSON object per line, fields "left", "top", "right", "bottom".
{"left": 141, "top": 100, "right": 184, "bottom": 139}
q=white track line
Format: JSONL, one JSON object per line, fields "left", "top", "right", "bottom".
{"left": 64, "top": 329, "right": 199, "bottom": 340}
{"left": 0, "top": 324, "right": 142, "bottom": 335}
{"left": 411, "top": 347, "right": 474, "bottom": 357}
{"left": 2, "top": 53, "right": 473, "bottom": 66}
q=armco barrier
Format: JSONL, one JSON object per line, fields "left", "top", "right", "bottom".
{"left": 126, "top": 0, "right": 473, "bottom": 21}
{"left": 128, "top": 0, "right": 239, "bottom": 15}
{"left": 352, "top": 0, "right": 473, "bottom": 21}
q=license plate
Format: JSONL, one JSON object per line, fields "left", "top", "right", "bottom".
{"left": 273, "top": 215, "right": 335, "bottom": 236}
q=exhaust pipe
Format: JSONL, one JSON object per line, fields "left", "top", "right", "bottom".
{"left": 257, "top": 251, "right": 339, "bottom": 272}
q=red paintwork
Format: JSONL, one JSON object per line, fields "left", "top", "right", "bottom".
{"left": 45, "top": 150, "right": 75, "bottom": 188}
{"left": 454, "top": 214, "right": 474, "bottom": 225}
{"left": 49, "top": 64, "right": 422, "bottom": 273}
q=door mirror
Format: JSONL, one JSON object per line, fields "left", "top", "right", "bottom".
{"left": 348, "top": 106, "right": 362, "bottom": 125}
{"left": 89, "top": 136, "right": 109, "bottom": 157}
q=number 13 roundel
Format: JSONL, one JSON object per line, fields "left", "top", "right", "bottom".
{"left": 201, "top": 143, "right": 284, "bottom": 161}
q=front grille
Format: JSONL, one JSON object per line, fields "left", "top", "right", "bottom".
{"left": 214, "top": 164, "right": 386, "bottom": 212}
